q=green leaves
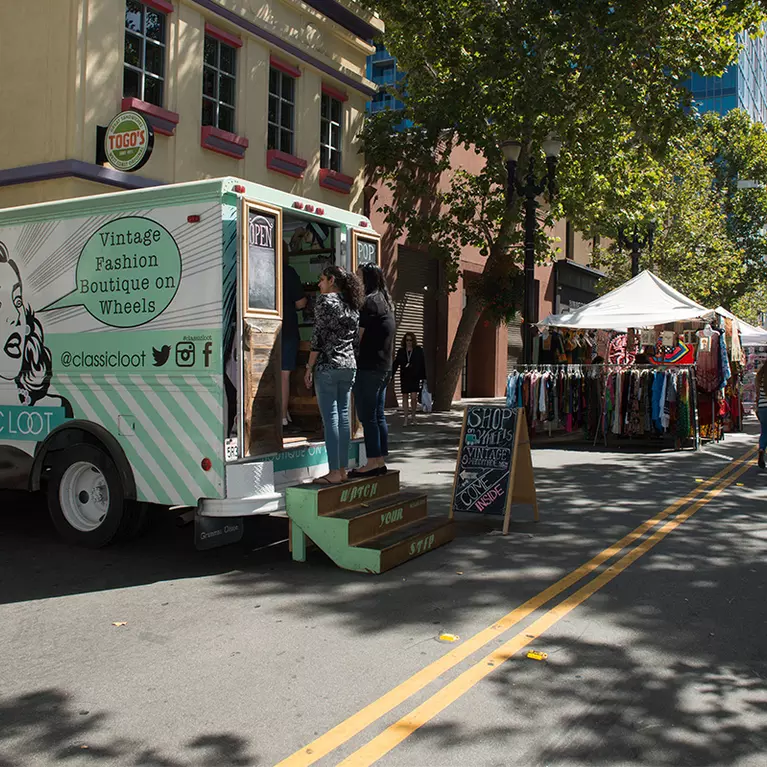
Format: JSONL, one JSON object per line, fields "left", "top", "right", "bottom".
{"left": 592, "top": 109, "right": 767, "bottom": 309}
{"left": 362, "top": 0, "right": 766, "bottom": 318}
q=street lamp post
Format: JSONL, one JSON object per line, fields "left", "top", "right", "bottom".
{"left": 501, "top": 136, "right": 562, "bottom": 364}
{"left": 618, "top": 222, "right": 656, "bottom": 277}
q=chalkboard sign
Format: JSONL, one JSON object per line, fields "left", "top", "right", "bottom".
{"left": 246, "top": 207, "right": 277, "bottom": 313}
{"left": 356, "top": 234, "right": 379, "bottom": 267}
{"left": 452, "top": 406, "right": 517, "bottom": 516}
{"left": 450, "top": 406, "right": 538, "bottom": 532}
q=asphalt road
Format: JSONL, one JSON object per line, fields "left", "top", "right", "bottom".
{"left": 1, "top": 422, "right": 766, "bottom": 767}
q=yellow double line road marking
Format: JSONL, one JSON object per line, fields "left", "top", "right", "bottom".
{"left": 276, "top": 446, "right": 756, "bottom": 767}
{"left": 340, "top": 448, "right": 756, "bottom": 765}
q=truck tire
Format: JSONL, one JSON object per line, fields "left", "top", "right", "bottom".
{"left": 47, "top": 443, "right": 133, "bottom": 547}
{"left": 120, "top": 500, "right": 153, "bottom": 540}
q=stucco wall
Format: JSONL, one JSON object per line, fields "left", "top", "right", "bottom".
{"left": 0, "top": 178, "right": 115, "bottom": 210}
{"left": 0, "top": 0, "right": 77, "bottom": 168}
{"left": 0, "top": 0, "right": 376, "bottom": 212}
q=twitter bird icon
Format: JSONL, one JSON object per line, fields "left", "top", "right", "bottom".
{"left": 152, "top": 345, "right": 171, "bottom": 367}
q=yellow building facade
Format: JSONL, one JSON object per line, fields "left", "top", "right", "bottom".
{"left": 0, "top": 0, "right": 381, "bottom": 210}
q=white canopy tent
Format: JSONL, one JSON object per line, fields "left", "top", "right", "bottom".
{"left": 715, "top": 306, "right": 767, "bottom": 347}
{"left": 538, "top": 270, "right": 715, "bottom": 331}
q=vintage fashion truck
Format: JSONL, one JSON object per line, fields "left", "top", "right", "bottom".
{"left": 0, "top": 177, "right": 381, "bottom": 547}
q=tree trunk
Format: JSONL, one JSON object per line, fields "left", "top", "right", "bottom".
{"left": 430, "top": 156, "right": 525, "bottom": 412}
{"left": 433, "top": 291, "right": 484, "bottom": 411}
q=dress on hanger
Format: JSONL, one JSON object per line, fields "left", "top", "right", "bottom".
{"left": 697, "top": 328, "right": 722, "bottom": 393}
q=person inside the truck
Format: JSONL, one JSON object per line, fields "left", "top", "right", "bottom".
{"left": 281, "top": 260, "right": 307, "bottom": 428}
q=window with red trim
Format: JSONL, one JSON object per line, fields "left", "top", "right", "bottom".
{"left": 320, "top": 93, "right": 342, "bottom": 172}
{"left": 202, "top": 35, "right": 238, "bottom": 134}
{"left": 124, "top": 0, "right": 167, "bottom": 108}
{"left": 268, "top": 67, "right": 296, "bottom": 155}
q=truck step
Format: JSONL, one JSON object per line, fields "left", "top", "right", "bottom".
{"left": 324, "top": 491, "right": 428, "bottom": 545}
{"left": 286, "top": 470, "right": 400, "bottom": 515}
{"left": 355, "top": 516, "right": 455, "bottom": 573}
{"left": 285, "top": 473, "right": 453, "bottom": 574}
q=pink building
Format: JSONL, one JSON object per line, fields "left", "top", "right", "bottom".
{"left": 367, "top": 145, "right": 601, "bottom": 401}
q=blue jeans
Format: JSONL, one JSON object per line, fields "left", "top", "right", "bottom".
{"left": 315, "top": 368, "right": 356, "bottom": 471}
{"left": 758, "top": 406, "right": 767, "bottom": 451}
{"left": 354, "top": 370, "right": 390, "bottom": 459}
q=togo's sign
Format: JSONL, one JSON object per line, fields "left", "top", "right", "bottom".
{"left": 104, "top": 111, "right": 154, "bottom": 172}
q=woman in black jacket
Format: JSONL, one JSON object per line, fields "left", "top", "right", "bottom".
{"left": 350, "top": 263, "right": 396, "bottom": 477}
{"left": 392, "top": 332, "right": 426, "bottom": 427}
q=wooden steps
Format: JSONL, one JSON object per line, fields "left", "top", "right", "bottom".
{"left": 324, "top": 491, "right": 427, "bottom": 544}
{"left": 362, "top": 516, "right": 456, "bottom": 571}
{"left": 285, "top": 471, "right": 453, "bottom": 574}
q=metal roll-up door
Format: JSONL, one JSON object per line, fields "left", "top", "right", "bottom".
{"left": 393, "top": 248, "right": 439, "bottom": 388}
{"left": 507, "top": 315, "right": 523, "bottom": 374}
{"left": 506, "top": 277, "right": 538, "bottom": 371}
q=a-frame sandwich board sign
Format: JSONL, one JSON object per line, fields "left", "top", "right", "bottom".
{"left": 450, "top": 405, "right": 539, "bottom": 534}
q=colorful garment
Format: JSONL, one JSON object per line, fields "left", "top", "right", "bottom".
{"left": 697, "top": 330, "right": 722, "bottom": 393}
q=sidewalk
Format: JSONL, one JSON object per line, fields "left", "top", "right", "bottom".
{"left": 386, "top": 397, "right": 505, "bottom": 447}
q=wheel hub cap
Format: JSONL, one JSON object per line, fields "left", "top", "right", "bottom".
{"left": 59, "top": 461, "right": 110, "bottom": 532}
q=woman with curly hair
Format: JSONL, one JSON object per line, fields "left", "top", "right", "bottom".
{"left": 304, "top": 265, "right": 364, "bottom": 484}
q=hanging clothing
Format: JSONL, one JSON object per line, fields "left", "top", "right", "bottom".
{"left": 506, "top": 365, "right": 696, "bottom": 445}
{"left": 696, "top": 330, "right": 722, "bottom": 393}
{"left": 717, "top": 326, "right": 732, "bottom": 393}
{"left": 612, "top": 373, "right": 623, "bottom": 434}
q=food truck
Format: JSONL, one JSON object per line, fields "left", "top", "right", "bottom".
{"left": 0, "top": 177, "right": 381, "bottom": 547}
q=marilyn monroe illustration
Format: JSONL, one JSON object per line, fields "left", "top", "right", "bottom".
{"left": 0, "top": 241, "right": 72, "bottom": 416}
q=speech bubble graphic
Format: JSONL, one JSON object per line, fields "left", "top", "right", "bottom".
{"left": 43, "top": 217, "right": 181, "bottom": 328}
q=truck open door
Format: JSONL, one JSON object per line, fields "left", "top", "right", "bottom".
{"left": 350, "top": 228, "right": 381, "bottom": 272}
{"left": 239, "top": 197, "right": 284, "bottom": 458}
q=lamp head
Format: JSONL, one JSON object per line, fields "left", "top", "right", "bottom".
{"left": 542, "top": 134, "right": 562, "bottom": 159}
{"left": 500, "top": 140, "right": 522, "bottom": 163}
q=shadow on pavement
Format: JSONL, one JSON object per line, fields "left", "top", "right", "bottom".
{"left": 402, "top": 491, "right": 767, "bottom": 766}
{"left": 0, "top": 489, "right": 290, "bottom": 606}
{"left": 1, "top": 423, "right": 766, "bottom": 765}
{"left": 0, "top": 687, "right": 259, "bottom": 766}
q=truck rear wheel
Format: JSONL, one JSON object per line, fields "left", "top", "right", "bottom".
{"left": 47, "top": 443, "right": 132, "bottom": 547}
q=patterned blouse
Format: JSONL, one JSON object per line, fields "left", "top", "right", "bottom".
{"left": 311, "top": 292, "right": 359, "bottom": 371}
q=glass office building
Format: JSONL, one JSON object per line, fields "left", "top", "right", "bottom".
{"left": 684, "top": 31, "right": 767, "bottom": 124}
{"left": 366, "top": 43, "right": 406, "bottom": 113}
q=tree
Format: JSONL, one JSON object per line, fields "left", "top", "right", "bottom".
{"left": 733, "top": 285, "right": 767, "bottom": 323}
{"left": 591, "top": 109, "right": 767, "bottom": 309}
{"left": 362, "top": 0, "right": 765, "bottom": 410}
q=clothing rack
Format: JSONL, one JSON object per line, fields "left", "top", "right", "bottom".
{"left": 506, "top": 364, "right": 700, "bottom": 450}
{"left": 509, "top": 364, "right": 696, "bottom": 370}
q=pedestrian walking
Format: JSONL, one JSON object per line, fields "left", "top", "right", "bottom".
{"left": 756, "top": 360, "right": 767, "bottom": 469}
{"left": 392, "top": 332, "right": 427, "bottom": 427}
{"left": 350, "top": 263, "right": 395, "bottom": 477}
{"left": 304, "top": 266, "right": 363, "bottom": 484}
